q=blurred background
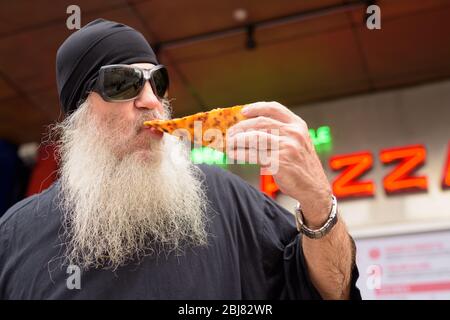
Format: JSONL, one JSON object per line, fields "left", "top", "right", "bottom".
{"left": 0, "top": 0, "right": 449, "bottom": 299}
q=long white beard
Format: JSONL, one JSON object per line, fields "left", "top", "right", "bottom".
{"left": 56, "top": 101, "right": 208, "bottom": 270}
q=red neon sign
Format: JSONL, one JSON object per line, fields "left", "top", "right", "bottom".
{"left": 329, "top": 151, "right": 375, "bottom": 199}
{"left": 443, "top": 141, "right": 450, "bottom": 189}
{"left": 380, "top": 144, "right": 428, "bottom": 194}
{"left": 260, "top": 175, "right": 279, "bottom": 199}
{"left": 259, "top": 143, "right": 449, "bottom": 199}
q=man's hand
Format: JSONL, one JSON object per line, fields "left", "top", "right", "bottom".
{"left": 227, "top": 101, "right": 332, "bottom": 228}
{"left": 226, "top": 101, "right": 355, "bottom": 300}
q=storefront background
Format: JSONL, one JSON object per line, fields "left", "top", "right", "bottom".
{"left": 229, "top": 79, "right": 450, "bottom": 299}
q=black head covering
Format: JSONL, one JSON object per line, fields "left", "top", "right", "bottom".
{"left": 56, "top": 18, "right": 158, "bottom": 114}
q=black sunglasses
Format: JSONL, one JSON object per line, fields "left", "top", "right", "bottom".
{"left": 93, "top": 64, "right": 169, "bottom": 102}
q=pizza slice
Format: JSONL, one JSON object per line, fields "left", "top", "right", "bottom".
{"left": 143, "top": 105, "right": 246, "bottom": 150}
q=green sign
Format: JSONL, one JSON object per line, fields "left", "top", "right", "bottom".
{"left": 309, "top": 126, "right": 333, "bottom": 153}
{"left": 191, "top": 146, "right": 227, "bottom": 166}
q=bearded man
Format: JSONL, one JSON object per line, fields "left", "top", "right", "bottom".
{"left": 0, "top": 19, "right": 361, "bottom": 300}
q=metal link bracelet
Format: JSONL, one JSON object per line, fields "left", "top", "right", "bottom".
{"left": 295, "top": 195, "right": 338, "bottom": 239}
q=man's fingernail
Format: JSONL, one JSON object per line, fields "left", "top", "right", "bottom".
{"left": 241, "top": 106, "right": 249, "bottom": 114}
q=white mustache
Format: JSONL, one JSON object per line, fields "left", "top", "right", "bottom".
{"left": 135, "top": 110, "right": 167, "bottom": 134}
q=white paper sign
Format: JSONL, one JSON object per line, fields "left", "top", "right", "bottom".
{"left": 355, "top": 230, "right": 450, "bottom": 299}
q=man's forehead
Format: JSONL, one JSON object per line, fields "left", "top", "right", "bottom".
{"left": 131, "top": 62, "right": 155, "bottom": 69}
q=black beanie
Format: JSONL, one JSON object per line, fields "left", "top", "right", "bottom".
{"left": 56, "top": 18, "right": 159, "bottom": 114}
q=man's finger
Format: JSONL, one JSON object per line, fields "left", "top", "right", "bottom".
{"left": 226, "top": 146, "right": 281, "bottom": 170}
{"left": 241, "top": 101, "right": 295, "bottom": 123}
{"left": 226, "top": 130, "right": 282, "bottom": 151}
{"left": 228, "top": 116, "right": 284, "bottom": 136}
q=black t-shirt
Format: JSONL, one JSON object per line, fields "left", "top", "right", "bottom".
{"left": 0, "top": 164, "right": 361, "bottom": 299}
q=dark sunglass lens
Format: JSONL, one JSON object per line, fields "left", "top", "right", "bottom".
{"left": 103, "top": 67, "right": 143, "bottom": 100}
{"left": 152, "top": 67, "right": 169, "bottom": 98}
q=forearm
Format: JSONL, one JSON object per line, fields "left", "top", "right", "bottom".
{"left": 301, "top": 218, "right": 355, "bottom": 300}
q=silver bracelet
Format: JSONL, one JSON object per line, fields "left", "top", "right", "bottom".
{"left": 295, "top": 195, "right": 338, "bottom": 239}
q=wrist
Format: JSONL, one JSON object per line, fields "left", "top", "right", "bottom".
{"left": 304, "top": 212, "right": 330, "bottom": 230}
{"left": 298, "top": 191, "right": 332, "bottom": 229}
{"left": 295, "top": 194, "right": 338, "bottom": 239}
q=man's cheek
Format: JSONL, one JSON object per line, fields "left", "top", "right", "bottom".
{"left": 113, "top": 119, "right": 136, "bottom": 138}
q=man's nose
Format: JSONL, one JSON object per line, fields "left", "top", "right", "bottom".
{"left": 133, "top": 81, "right": 163, "bottom": 112}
